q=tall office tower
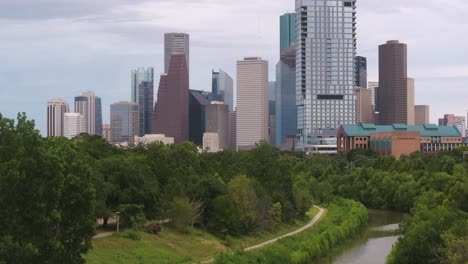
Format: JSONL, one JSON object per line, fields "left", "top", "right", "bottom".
{"left": 269, "top": 81, "right": 277, "bottom": 146}
{"left": 296, "top": 0, "right": 357, "bottom": 151}
{"left": 47, "top": 98, "right": 69, "bottom": 137}
{"left": 407, "top": 78, "right": 415, "bottom": 125}
{"left": 164, "top": 33, "right": 189, "bottom": 73}
{"left": 414, "top": 105, "right": 430, "bottom": 125}
{"left": 205, "top": 102, "right": 229, "bottom": 150}
{"left": 152, "top": 54, "right": 189, "bottom": 143}
{"left": 276, "top": 44, "right": 297, "bottom": 147}
{"left": 368, "top": 81, "right": 379, "bottom": 110}
{"left": 377, "top": 40, "right": 408, "bottom": 125}
{"left": 228, "top": 111, "right": 237, "bottom": 150}
{"left": 74, "top": 91, "right": 100, "bottom": 135}
{"left": 355, "top": 56, "right": 367, "bottom": 88}
{"left": 189, "top": 90, "right": 210, "bottom": 146}
{"left": 355, "top": 87, "right": 373, "bottom": 123}
{"left": 439, "top": 114, "right": 466, "bottom": 137}
{"left": 236, "top": 57, "right": 269, "bottom": 150}
{"left": 211, "top": 70, "right": 234, "bottom": 111}
{"left": 64, "top": 113, "right": 86, "bottom": 139}
{"left": 131, "top": 67, "right": 154, "bottom": 136}
{"left": 110, "top": 101, "right": 139, "bottom": 144}
{"left": 280, "top": 13, "right": 296, "bottom": 54}
{"left": 102, "top": 124, "right": 111, "bottom": 142}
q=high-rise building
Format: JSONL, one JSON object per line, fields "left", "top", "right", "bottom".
{"left": 269, "top": 81, "right": 277, "bottom": 146}
{"left": 280, "top": 13, "right": 296, "bottom": 54}
{"left": 110, "top": 101, "right": 139, "bottom": 144}
{"left": 164, "top": 33, "right": 189, "bottom": 73}
{"left": 377, "top": 40, "right": 408, "bottom": 125}
{"left": 236, "top": 57, "right": 269, "bottom": 150}
{"left": 102, "top": 124, "right": 111, "bottom": 142}
{"left": 152, "top": 54, "right": 189, "bottom": 144}
{"left": 355, "top": 87, "right": 374, "bottom": 123}
{"left": 356, "top": 56, "right": 367, "bottom": 88}
{"left": 189, "top": 90, "right": 210, "bottom": 146}
{"left": 439, "top": 114, "right": 466, "bottom": 137}
{"left": 131, "top": 67, "right": 154, "bottom": 136}
{"left": 228, "top": 111, "right": 237, "bottom": 150}
{"left": 64, "top": 113, "right": 86, "bottom": 139}
{"left": 205, "top": 102, "right": 229, "bottom": 150}
{"left": 74, "top": 91, "right": 101, "bottom": 135}
{"left": 276, "top": 44, "right": 297, "bottom": 148}
{"left": 368, "top": 81, "right": 379, "bottom": 110}
{"left": 407, "top": 78, "right": 415, "bottom": 125}
{"left": 211, "top": 70, "right": 234, "bottom": 111}
{"left": 296, "top": 0, "right": 357, "bottom": 151}
{"left": 47, "top": 98, "right": 69, "bottom": 137}
{"left": 414, "top": 105, "right": 430, "bottom": 125}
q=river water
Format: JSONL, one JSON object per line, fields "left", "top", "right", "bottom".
{"left": 313, "top": 209, "right": 404, "bottom": 264}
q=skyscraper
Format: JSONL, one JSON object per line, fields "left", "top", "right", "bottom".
{"left": 236, "top": 57, "right": 269, "bottom": 150}
{"left": 415, "top": 105, "right": 430, "bottom": 125}
{"left": 205, "top": 102, "right": 229, "bottom": 150}
{"left": 64, "top": 113, "right": 86, "bottom": 139}
{"left": 102, "top": 124, "right": 111, "bottom": 142}
{"left": 228, "top": 111, "right": 237, "bottom": 150}
{"left": 189, "top": 90, "right": 210, "bottom": 146}
{"left": 74, "top": 91, "right": 101, "bottom": 135}
{"left": 276, "top": 44, "right": 297, "bottom": 147}
{"left": 47, "top": 98, "right": 68, "bottom": 137}
{"left": 131, "top": 67, "right": 154, "bottom": 136}
{"left": 356, "top": 56, "right": 367, "bottom": 88}
{"left": 377, "top": 40, "right": 408, "bottom": 125}
{"left": 152, "top": 54, "right": 189, "bottom": 143}
{"left": 368, "top": 81, "right": 379, "bottom": 110}
{"left": 355, "top": 87, "right": 373, "bottom": 123}
{"left": 439, "top": 114, "right": 466, "bottom": 137}
{"left": 211, "top": 70, "right": 234, "bottom": 111}
{"left": 110, "top": 101, "right": 139, "bottom": 144}
{"left": 407, "top": 78, "right": 415, "bottom": 125}
{"left": 280, "top": 13, "right": 296, "bottom": 54}
{"left": 296, "top": 0, "right": 357, "bottom": 151}
{"left": 269, "top": 81, "right": 276, "bottom": 146}
{"left": 164, "top": 33, "right": 189, "bottom": 73}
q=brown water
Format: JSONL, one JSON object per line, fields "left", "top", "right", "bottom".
{"left": 313, "top": 209, "right": 404, "bottom": 264}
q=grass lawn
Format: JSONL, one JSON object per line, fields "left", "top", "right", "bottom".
{"left": 85, "top": 207, "right": 320, "bottom": 264}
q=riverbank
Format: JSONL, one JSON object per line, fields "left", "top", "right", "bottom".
{"left": 85, "top": 207, "right": 321, "bottom": 263}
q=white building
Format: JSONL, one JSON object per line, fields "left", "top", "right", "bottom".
{"left": 47, "top": 98, "right": 69, "bottom": 137}
{"left": 134, "top": 134, "right": 174, "bottom": 145}
{"left": 236, "top": 57, "right": 269, "bottom": 150}
{"left": 203, "top": 132, "right": 221, "bottom": 152}
{"left": 64, "top": 113, "right": 86, "bottom": 139}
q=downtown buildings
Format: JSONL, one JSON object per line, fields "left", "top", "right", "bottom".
{"left": 74, "top": 91, "right": 102, "bottom": 135}
{"left": 110, "top": 102, "right": 139, "bottom": 144}
{"left": 47, "top": 98, "right": 69, "bottom": 137}
{"left": 295, "top": 0, "right": 357, "bottom": 152}
{"left": 131, "top": 67, "right": 154, "bottom": 136}
{"left": 211, "top": 70, "right": 234, "bottom": 112}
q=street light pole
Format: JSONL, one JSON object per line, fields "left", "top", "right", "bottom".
{"left": 116, "top": 211, "right": 120, "bottom": 233}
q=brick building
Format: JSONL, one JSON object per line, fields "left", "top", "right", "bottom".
{"left": 338, "top": 123, "right": 462, "bottom": 158}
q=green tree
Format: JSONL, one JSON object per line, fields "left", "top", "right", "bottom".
{"left": 228, "top": 175, "right": 258, "bottom": 232}
{"left": 168, "top": 197, "right": 192, "bottom": 232}
{"left": 267, "top": 202, "right": 282, "bottom": 230}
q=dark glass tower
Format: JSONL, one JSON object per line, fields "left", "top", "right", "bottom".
{"left": 355, "top": 56, "right": 367, "bottom": 88}
{"left": 189, "top": 90, "right": 210, "bottom": 146}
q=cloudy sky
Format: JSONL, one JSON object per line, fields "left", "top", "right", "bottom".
{"left": 1, "top": 0, "right": 468, "bottom": 134}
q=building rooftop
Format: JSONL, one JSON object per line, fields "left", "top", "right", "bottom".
{"left": 341, "top": 123, "right": 461, "bottom": 137}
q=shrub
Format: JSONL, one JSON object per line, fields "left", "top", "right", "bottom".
{"left": 140, "top": 221, "right": 162, "bottom": 235}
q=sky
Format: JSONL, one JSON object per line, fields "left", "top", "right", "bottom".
{"left": 1, "top": 0, "right": 468, "bottom": 135}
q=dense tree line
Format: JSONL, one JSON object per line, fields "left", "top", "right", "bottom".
{"left": 0, "top": 114, "right": 467, "bottom": 263}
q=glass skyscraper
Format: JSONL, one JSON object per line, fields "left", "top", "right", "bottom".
{"left": 211, "top": 69, "right": 234, "bottom": 111}
{"left": 280, "top": 13, "right": 296, "bottom": 54}
{"left": 110, "top": 101, "right": 139, "bottom": 144}
{"left": 296, "top": 0, "right": 357, "bottom": 152}
{"left": 131, "top": 67, "right": 154, "bottom": 136}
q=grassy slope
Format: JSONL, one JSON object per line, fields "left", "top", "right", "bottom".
{"left": 86, "top": 207, "right": 320, "bottom": 264}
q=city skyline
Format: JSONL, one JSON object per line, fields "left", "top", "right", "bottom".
{"left": 1, "top": 0, "right": 468, "bottom": 135}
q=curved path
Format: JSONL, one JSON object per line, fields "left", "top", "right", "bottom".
{"left": 201, "top": 205, "right": 326, "bottom": 263}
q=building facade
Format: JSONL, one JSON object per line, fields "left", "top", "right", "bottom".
{"left": 102, "top": 124, "right": 111, "bottom": 142}
{"left": 189, "top": 90, "right": 210, "bottom": 146}
{"left": 414, "top": 105, "right": 430, "bottom": 125}
{"left": 205, "top": 102, "right": 229, "bottom": 150}
{"left": 280, "top": 13, "right": 296, "bottom": 54}
{"left": 228, "top": 111, "right": 237, "bottom": 150}
{"left": 269, "top": 81, "right": 277, "bottom": 146}
{"left": 152, "top": 54, "right": 189, "bottom": 143}
{"left": 368, "top": 81, "right": 379, "bottom": 110}
{"left": 131, "top": 67, "right": 154, "bottom": 136}
{"left": 296, "top": 0, "right": 357, "bottom": 152}
{"left": 407, "top": 78, "right": 415, "bottom": 125}
{"left": 355, "top": 56, "right": 367, "bottom": 88}
{"left": 439, "top": 114, "right": 466, "bottom": 137}
{"left": 377, "top": 40, "right": 408, "bottom": 125}
{"left": 64, "top": 113, "right": 86, "bottom": 139}
{"left": 47, "top": 98, "right": 69, "bottom": 137}
{"left": 110, "top": 101, "right": 139, "bottom": 144}
{"left": 211, "top": 69, "right": 234, "bottom": 111}
{"left": 164, "top": 33, "right": 189, "bottom": 73}
{"left": 74, "top": 91, "right": 101, "bottom": 135}
{"left": 237, "top": 57, "right": 269, "bottom": 150}
{"left": 355, "top": 87, "right": 374, "bottom": 124}
{"left": 337, "top": 123, "right": 462, "bottom": 158}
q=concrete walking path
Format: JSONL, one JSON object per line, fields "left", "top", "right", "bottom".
{"left": 201, "top": 205, "right": 326, "bottom": 263}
